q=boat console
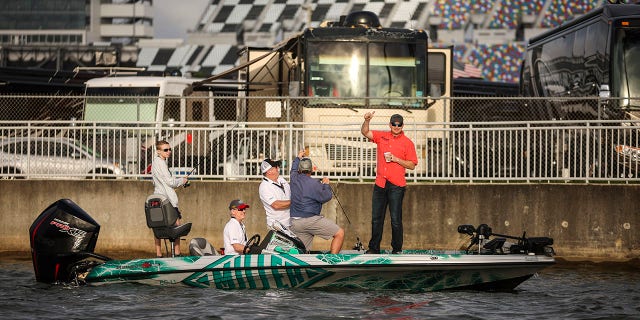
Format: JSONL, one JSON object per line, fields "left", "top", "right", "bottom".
{"left": 245, "top": 222, "right": 308, "bottom": 254}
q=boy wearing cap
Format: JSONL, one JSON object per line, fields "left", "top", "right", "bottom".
{"left": 289, "top": 150, "right": 344, "bottom": 254}
{"left": 361, "top": 112, "right": 418, "bottom": 254}
{"left": 223, "top": 199, "right": 250, "bottom": 255}
{"left": 258, "top": 158, "right": 291, "bottom": 229}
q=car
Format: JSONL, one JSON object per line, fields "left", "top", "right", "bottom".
{"left": 0, "top": 137, "right": 124, "bottom": 179}
{"left": 140, "top": 130, "right": 277, "bottom": 178}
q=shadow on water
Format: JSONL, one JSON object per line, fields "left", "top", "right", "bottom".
{"left": 2, "top": 256, "right": 640, "bottom": 320}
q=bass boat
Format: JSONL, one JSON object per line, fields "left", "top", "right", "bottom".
{"left": 30, "top": 198, "right": 555, "bottom": 291}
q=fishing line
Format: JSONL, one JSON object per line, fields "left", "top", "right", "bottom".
{"left": 329, "top": 185, "right": 364, "bottom": 251}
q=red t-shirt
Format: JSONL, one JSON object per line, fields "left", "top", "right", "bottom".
{"left": 370, "top": 130, "right": 418, "bottom": 188}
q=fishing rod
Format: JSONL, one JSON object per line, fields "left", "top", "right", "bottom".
{"left": 329, "top": 185, "right": 365, "bottom": 251}
{"left": 181, "top": 164, "right": 197, "bottom": 188}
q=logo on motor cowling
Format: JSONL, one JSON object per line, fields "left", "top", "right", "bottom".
{"left": 50, "top": 218, "right": 87, "bottom": 250}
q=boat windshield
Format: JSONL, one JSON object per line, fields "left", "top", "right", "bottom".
{"left": 306, "top": 41, "right": 426, "bottom": 108}
{"left": 612, "top": 26, "right": 640, "bottom": 109}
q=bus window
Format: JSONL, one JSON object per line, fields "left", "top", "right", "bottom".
{"left": 584, "top": 21, "right": 608, "bottom": 93}
{"left": 306, "top": 40, "right": 425, "bottom": 106}
{"left": 84, "top": 87, "right": 160, "bottom": 122}
{"left": 613, "top": 27, "right": 640, "bottom": 101}
{"left": 369, "top": 42, "right": 421, "bottom": 99}
{"left": 428, "top": 52, "right": 446, "bottom": 97}
{"left": 307, "top": 42, "right": 367, "bottom": 99}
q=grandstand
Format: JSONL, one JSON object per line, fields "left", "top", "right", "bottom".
{"left": 137, "top": 0, "right": 612, "bottom": 83}
{"left": 0, "top": 0, "right": 623, "bottom": 91}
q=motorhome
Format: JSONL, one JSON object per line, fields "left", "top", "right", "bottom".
{"left": 190, "top": 11, "right": 454, "bottom": 178}
{"left": 520, "top": 3, "right": 639, "bottom": 177}
{"left": 82, "top": 76, "right": 266, "bottom": 177}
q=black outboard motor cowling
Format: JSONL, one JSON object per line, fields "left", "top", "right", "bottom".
{"left": 29, "top": 199, "right": 101, "bottom": 283}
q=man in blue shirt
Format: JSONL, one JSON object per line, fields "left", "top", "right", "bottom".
{"left": 289, "top": 150, "right": 344, "bottom": 253}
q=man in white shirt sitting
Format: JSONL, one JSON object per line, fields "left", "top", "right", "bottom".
{"left": 223, "top": 199, "right": 250, "bottom": 255}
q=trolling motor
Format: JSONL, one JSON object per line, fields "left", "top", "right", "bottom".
{"left": 458, "top": 224, "right": 554, "bottom": 256}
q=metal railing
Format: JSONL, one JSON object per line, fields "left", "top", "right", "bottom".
{"left": 1, "top": 119, "right": 638, "bottom": 183}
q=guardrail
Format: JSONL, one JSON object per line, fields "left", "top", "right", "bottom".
{"left": 1, "top": 119, "right": 638, "bottom": 183}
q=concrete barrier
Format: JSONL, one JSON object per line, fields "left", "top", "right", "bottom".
{"left": 2, "top": 180, "right": 638, "bottom": 261}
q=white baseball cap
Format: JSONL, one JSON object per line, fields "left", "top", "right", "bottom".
{"left": 260, "top": 158, "right": 282, "bottom": 173}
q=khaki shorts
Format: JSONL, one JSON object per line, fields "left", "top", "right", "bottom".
{"left": 290, "top": 215, "right": 340, "bottom": 251}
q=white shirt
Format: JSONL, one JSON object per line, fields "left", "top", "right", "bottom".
{"left": 223, "top": 218, "right": 246, "bottom": 255}
{"left": 151, "top": 155, "right": 184, "bottom": 207}
{"left": 259, "top": 176, "right": 291, "bottom": 228}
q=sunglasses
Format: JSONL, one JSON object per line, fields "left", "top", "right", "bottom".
{"left": 390, "top": 122, "right": 403, "bottom": 127}
{"left": 162, "top": 148, "right": 172, "bottom": 152}
{"left": 235, "top": 208, "right": 246, "bottom": 212}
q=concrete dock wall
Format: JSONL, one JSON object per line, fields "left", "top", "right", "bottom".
{"left": 2, "top": 180, "right": 638, "bottom": 261}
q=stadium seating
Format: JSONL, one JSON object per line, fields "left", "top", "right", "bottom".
{"left": 540, "top": 0, "right": 603, "bottom": 27}
{"left": 431, "top": 0, "right": 471, "bottom": 29}
{"left": 467, "top": 43, "right": 525, "bottom": 82}
{"left": 134, "top": 0, "right": 612, "bottom": 83}
{"left": 488, "top": 0, "right": 545, "bottom": 29}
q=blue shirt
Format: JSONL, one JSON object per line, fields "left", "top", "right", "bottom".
{"left": 289, "top": 157, "right": 332, "bottom": 218}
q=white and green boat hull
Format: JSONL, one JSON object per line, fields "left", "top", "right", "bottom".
{"left": 84, "top": 251, "right": 555, "bottom": 291}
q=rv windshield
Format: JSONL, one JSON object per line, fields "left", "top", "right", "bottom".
{"left": 307, "top": 41, "right": 425, "bottom": 107}
{"left": 84, "top": 87, "right": 161, "bottom": 122}
{"left": 613, "top": 26, "right": 640, "bottom": 107}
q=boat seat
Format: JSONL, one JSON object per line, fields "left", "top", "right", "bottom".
{"left": 145, "top": 194, "right": 191, "bottom": 257}
{"left": 189, "top": 238, "right": 220, "bottom": 256}
{"left": 482, "top": 237, "right": 506, "bottom": 254}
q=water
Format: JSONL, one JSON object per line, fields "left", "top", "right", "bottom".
{"left": 3, "top": 255, "right": 640, "bottom": 320}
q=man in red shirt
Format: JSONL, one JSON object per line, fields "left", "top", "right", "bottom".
{"left": 361, "top": 112, "right": 418, "bottom": 254}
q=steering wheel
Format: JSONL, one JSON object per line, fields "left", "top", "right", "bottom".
{"left": 243, "top": 234, "right": 261, "bottom": 254}
{"left": 383, "top": 90, "right": 403, "bottom": 98}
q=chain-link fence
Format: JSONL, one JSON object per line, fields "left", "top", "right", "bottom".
{"left": 1, "top": 94, "right": 637, "bottom": 123}
{"left": 0, "top": 95, "right": 638, "bottom": 182}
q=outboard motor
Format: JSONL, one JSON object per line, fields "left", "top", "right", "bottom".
{"left": 29, "top": 199, "right": 102, "bottom": 283}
